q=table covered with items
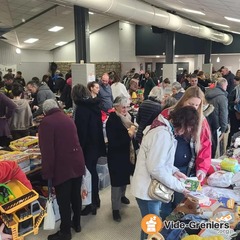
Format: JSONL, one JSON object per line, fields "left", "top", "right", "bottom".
{"left": 160, "top": 151, "right": 240, "bottom": 240}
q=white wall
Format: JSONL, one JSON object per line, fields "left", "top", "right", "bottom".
{"left": 0, "top": 41, "right": 52, "bottom": 81}
{"left": 52, "top": 42, "right": 75, "bottom": 62}
{"left": 211, "top": 55, "right": 240, "bottom": 74}
{"left": 90, "top": 22, "right": 120, "bottom": 62}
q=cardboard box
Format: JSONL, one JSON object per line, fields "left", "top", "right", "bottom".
{"left": 0, "top": 152, "right": 30, "bottom": 163}
{"left": 199, "top": 198, "right": 221, "bottom": 212}
{"left": 10, "top": 136, "right": 38, "bottom": 151}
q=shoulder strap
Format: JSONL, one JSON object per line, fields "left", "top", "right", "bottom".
{"left": 186, "top": 138, "right": 196, "bottom": 177}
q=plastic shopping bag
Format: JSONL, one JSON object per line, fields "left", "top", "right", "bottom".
{"left": 43, "top": 198, "right": 56, "bottom": 230}
{"left": 81, "top": 167, "right": 92, "bottom": 206}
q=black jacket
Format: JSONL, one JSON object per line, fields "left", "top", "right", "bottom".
{"left": 136, "top": 97, "right": 161, "bottom": 143}
{"left": 74, "top": 97, "right": 106, "bottom": 158}
{"left": 106, "top": 112, "right": 134, "bottom": 187}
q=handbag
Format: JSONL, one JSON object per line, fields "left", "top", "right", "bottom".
{"left": 148, "top": 178, "right": 174, "bottom": 203}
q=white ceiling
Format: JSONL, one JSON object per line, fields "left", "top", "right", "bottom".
{"left": 0, "top": 0, "right": 117, "bottom": 50}
{"left": 0, "top": 0, "right": 240, "bottom": 51}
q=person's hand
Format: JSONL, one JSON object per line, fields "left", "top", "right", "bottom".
{"left": 173, "top": 171, "right": 187, "bottom": 180}
{"left": 0, "top": 223, "right": 12, "bottom": 240}
{"left": 128, "top": 125, "right": 136, "bottom": 138}
{"left": 32, "top": 105, "right": 39, "bottom": 110}
{"left": 182, "top": 189, "right": 190, "bottom": 196}
{"left": 196, "top": 170, "right": 206, "bottom": 182}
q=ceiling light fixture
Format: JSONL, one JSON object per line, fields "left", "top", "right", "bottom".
{"left": 48, "top": 26, "right": 64, "bottom": 32}
{"left": 182, "top": 8, "right": 205, "bottom": 15}
{"left": 89, "top": 11, "right": 94, "bottom": 15}
{"left": 16, "top": 48, "right": 21, "bottom": 54}
{"left": 24, "top": 38, "right": 39, "bottom": 43}
{"left": 55, "top": 41, "right": 67, "bottom": 46}
{"left": 156, "top": 55, "right": 160, "bottom": 58}
{"left": 224, "top": 16, "right": 240, "bottom": 22}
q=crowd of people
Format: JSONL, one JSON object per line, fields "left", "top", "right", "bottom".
{"left": 0, "top": 65, "right": 239, "bottom": 240}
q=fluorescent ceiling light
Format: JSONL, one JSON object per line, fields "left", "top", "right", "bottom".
{"left": 48, "top": 26, "right": 64, "bottom": 32}
{"left": 224, "top": 16, "right": 240, "bottom": 22}
{"left": 89, "top": 11, "right": 94, "bottom": 15}
{"left": 55, "top": 41, "right": 67, "bottom": 46}
{"left": 24, "top": 38, "right": 39, "bottom": 43}
{"left": 182, "top": 8, "right": 205, "bottom": 15}
{"left": 156, "top": 55, "right": 160, "bottom": 58}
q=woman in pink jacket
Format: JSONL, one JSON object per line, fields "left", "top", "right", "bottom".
{"left": 160, "top": 86, "right": 211, "bottom": 220}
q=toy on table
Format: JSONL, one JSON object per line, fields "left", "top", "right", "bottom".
{"left": 0, "top": 184, "right": 15, "bottom": 204}
{"left": 220, "top": 158, "right": 239, "bottom": 173}
{"left": 218, "top": 197, "right": 235, "bottom": 209}
{"left": 185, "top": 178, "right": 201, "bottom": 191}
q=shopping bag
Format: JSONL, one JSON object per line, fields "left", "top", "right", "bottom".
{"left": 43, "top": 198, "right": 56, "bottom": 230}
{"left": 43, "top": 179, "right": 56, "bottom": 230}
{"left": 81, "top": 167, "right": 92, "bottom": 206}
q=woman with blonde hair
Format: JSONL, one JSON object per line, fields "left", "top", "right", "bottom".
{"left": 160, "top": 86, "right": 211, "bottom": 220}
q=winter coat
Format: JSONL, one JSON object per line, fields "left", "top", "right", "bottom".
{"left": 111, "top": 82, "right": 130, "bottom": 100}
{"left": 106, "top": 112, "right": 134, "bottom": 187}
{"left": 33, "top": 83, "right": 56, "bottom": 117}
{"left": 161, "top": 108, "right": 211, "bottom": 175}
{"left": 38, "top": 108, "right": 85, "bottom": 186}
{"left": 136, "top": 97, "right": 162, "bottom": 143}
{"left": 0, "top": 161, "right": 32, "bottom": 189}
{"left": 143, "top": 78, "right": 156, "bottom": 100}
{"left": 10, "top": 99, "right": 32, "bottom": 130}
{"left": 99, "top": 81, "right": 113, "bottom": 112}
{"left": 172, "top": 91, "right": 184, "bottom": 101}
{"left": 60, "top": 79, "right": 72, "bottom": 109}
{"left": 0, "top": 93, "right": 16, "bottom": 137}
{"left": 74, "top": 97, "right": 106, "bottom": 159}
{"left": 223, "top": 71, "right": 235, "bottom": 94}
{"left": 131, "top": 114, "right": 185, "bottom": 200}
{"left": 205, "top": 86, "right": 228, "bottom": 133}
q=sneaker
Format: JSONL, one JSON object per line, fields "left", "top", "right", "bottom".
{"left": 121, "top": 196, "right": 130, "bottom": 204}
{"left": 112, "top": 210, "right": 121, "bottom": 222}
{"left": 48, "top": 231, "right": 72, "bottom": 240}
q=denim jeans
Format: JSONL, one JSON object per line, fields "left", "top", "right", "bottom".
{"left": 160, "top": 166, "right": 194, "bottom": 221}
{"left": 160, "top": 191, "right": 185, "bottom": 221}
{"left": 136, "top": 198, "right": 162, "bottom": 240}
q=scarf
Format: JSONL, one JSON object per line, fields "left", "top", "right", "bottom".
{"left": 115, "top": 111, "right": 136, "bottom": 165}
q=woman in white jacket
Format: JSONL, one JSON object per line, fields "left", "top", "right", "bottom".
{"left": 131, "top": 106, "right": 199, "bottom": 240}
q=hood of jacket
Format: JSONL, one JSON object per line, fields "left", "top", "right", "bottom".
{"left": 143, "top": 114, "right": 172, "bottom": 136}
{"left": 205, "top": 86, "right": 227, "bottom": 100}
{"left": 12, "top": 99, "right": 29, "bottom": 113}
